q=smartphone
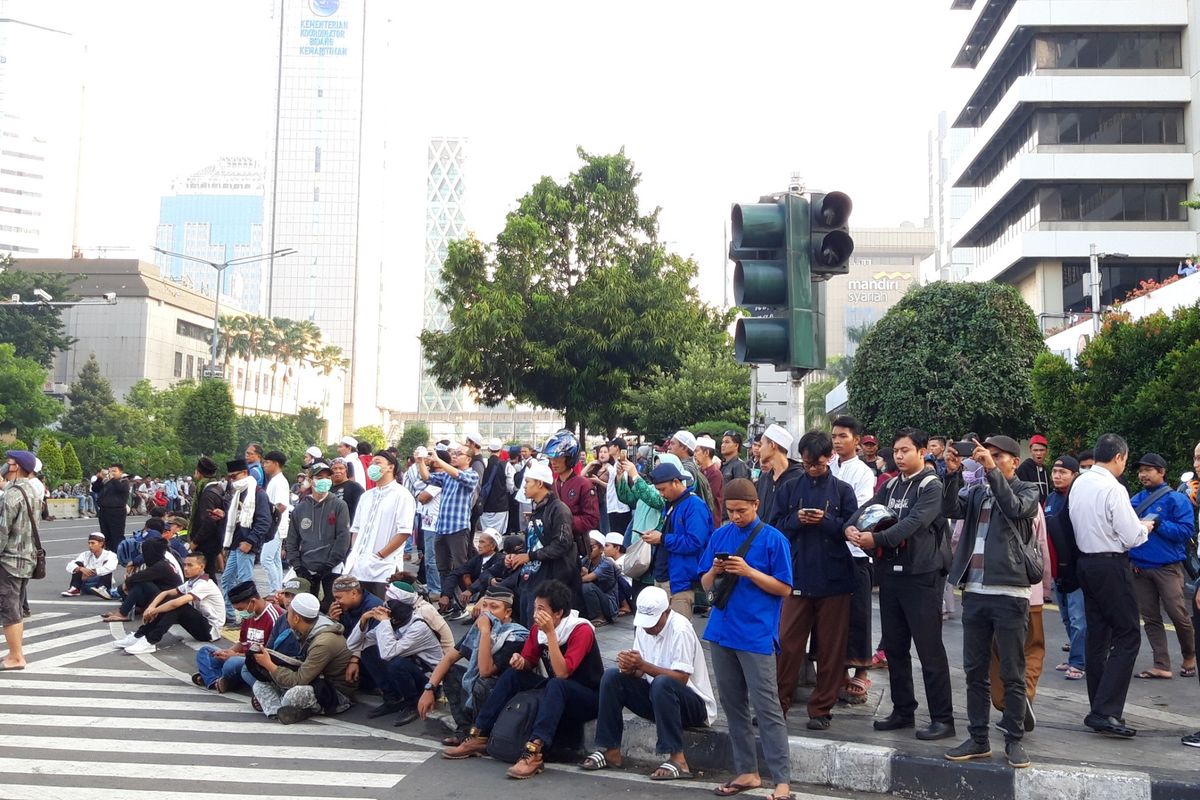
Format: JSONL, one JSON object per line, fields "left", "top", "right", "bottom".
{"left": 952, "top": 441, "right": 974, "bottom": 458}
{"left": 715, "top": 552, "right": 730, "bottom": 560}
{"left": 801, "top": 508, "right": 823, "bottom": 514}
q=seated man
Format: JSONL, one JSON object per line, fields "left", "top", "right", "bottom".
{"left": 62, "top": 532, "right": 118, "bottom": 598}
{"left": 580, "top": 586, "right": 716, "bottom": 779}
{"left": 266, "top": 576, "right": 310, "bottom": 659}
{"left": 604, "top": 532, "right": 634, "bottom": 615}
{"left": 162, "top": 516, "right": 189, "bottom": 561}
{"left": 328, "top": 575, "right": 383, "bottom": 638}
{"left": 351, "top": 591, "right": 445, "bottom": 727}
{"left": 442, "top": 579, "right": 603, "bottom": 780}
{"left": 112, "top": 552, "right": 224, "bottom": 654}
{"left": 193, "top": 580, "right": 282, "bottom": 692}
{"left": 418, "top": 587, "right": 530, "bottom": 745}
{"left": 116, "top": 518, "right": 167, "bottom": 576}
{"left": 440, "top": 528, "right": 509, "bottom": 619}
{"left": 581, "top": 530, "right": 619, "bottom": 625}
{"left": 250, "top": 592, "right": 356, "bottom": 724}
{"left": 102, "top": 538, "right": 181, "bottom": 622}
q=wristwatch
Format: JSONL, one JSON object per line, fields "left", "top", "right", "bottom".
{"left": 423, "top": 682, "right": 440, "bottom": 695}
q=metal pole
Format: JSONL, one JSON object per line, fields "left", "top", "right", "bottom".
{"left": 210, "top": 266, "right": 223, "bottom": 374}
{"left": 1089, "top": 243, "right": 1101, "bottom": 334}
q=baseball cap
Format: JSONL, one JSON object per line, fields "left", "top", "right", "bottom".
{"left": 1029, "top": 434, "right": 1048, "bottom": 447}
{"left": 310, "top": 462, "right": 332, "bottom": 475}
{"left": 633, "top": 586, "right": 670, "bottom": 628}
{"left": 1052, "top": 455, "right": 1080, "bottom": 473}
{"left": 649, "top": 462, "right": 685, "bottom": 484}
{"left": 280, "top": 576, "right": 311, "bottom": 595}
{"left": 861, "top": 435, "right": 878, "bottom": 445}
{"left": 983, "top": 435, "right": 1021, "bottom": 458}
{"left": 1136, "top": 453, "right": 1167, "bottom": 470}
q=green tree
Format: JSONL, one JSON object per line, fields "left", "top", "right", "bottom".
{"left": 1030, "top": 351, "right": 1084, "bottom": 456}
{"left": 419, "top": 148, "right": 734, "bottom": 437}
{"left": 848, "top": 282, "right": 1045, "bottom": 439}
{"left": 61, "top": 440, "right": 83, "bottom": 482}
{"left": 237, "top": 414, "right": 306, "bottom": 471}
{"left": 804, "top": 374, "right": 840, "bottom": 430}
{"left": 177, "top": 379, "right": 237, "bottom": 458}
{"left": 396, "top": 422, "right": 430, "bottom": 457}
{"left": 618, "top": 339, "right": 750, "bottom": 438}
{"left": 37, "top": 436, "right": 64, "bottom": 488}
{"left": 0, "top": 261, "right": 78, "bottom": 367}
{"left": 294, "top": 406, "right": 326, "bottom": 445}
{"left": 0, "top": 344, "right": 61, "bottom": 432}
{"left": 352, "top": 425, "right": 387, "bottom": 452}
{"left": 60, "top": 354, "right": 116, "bottom": 438}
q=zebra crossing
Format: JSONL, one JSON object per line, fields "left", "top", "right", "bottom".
{"left": 0, "top": 606, "right": 437, "bottom": 799}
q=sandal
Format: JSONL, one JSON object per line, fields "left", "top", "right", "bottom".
{"left": 191, "top": 672, "right": 207, "bottom": 688}
{"left": 1064, "top": 666, "right": 1085, "bottom": 680}
{"left": 251, "top": 697, "right": 263, "bottom": 712}
{"left": 870, "top": 650, "right": 888, "bottom": 670}
{"left": 839, "top": 675, "right": 870, "bottom": 705}
{"left": 650, "top": 761, "right": 691, "bottom": 781}
{"left": 1055, "top": 662, "right": 1071, "bottom": 672}
{"left": 713, "top": 782, "right": 761, "bottom": 796}
{"left": 1181, "top": 665, "right": 1197, "bottom": 678}
{"left": 214, "top": 678, "right": 228, "bottom": 694}
{"left": 581, "top": 750, "right": 617, "bottom": 771}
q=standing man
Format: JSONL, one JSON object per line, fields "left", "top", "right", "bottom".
{"left": 720, "top": 431, "right": 751, "bottom": 485}
{"left": 1069, "top": 433, "right": 1149, "bottom": 737}
{"left": 330, "top": 458, "right": 365, "bottom": 520}
{"left": 544, "top": 430, "right": 599, "bottom": 559}
{"left": 1128, "top": 452, "right": 1196, "bottom": 680}
{"left": 188, "top": 458, "right": 226, "bottom": 578}
{"left": 245, "top": 443, "right": 266, "bottom": 488}
{"left": 694, "top": 437, "right": 726, "bottom": 520}
{"left": 96, "top": 462, "right": 130, "bottom": 553}
{"left": 0, "top": 450, "right": 38, "bottom": 669}
{"left": 845, "top": 428, "right": 955, "bottom": 741}
{"left": 1017, "top": 435, "right": 1051, "bottom": 505}
{"left": 417, "top": 443, "right": 481, "bottom": 588}
{"left": 605, "top": 440, "right": 633, "bottom": 537}
{"left": 287, "top": 462, "right": 351, "bottom": 610}
{"left": 343, "top": 451, "right": 414, "bottom": 598}
{"left": 643, "top": 462, "right": 711, "bottom": 619}
{"left": 478, "top": 439, "right": 511, "bottom": 535}
{"left": 943, "top": 436, "right": 1040, "bottom": 768}
{"left": 217, "top": 459, "right": 273, "bottom": 628}
{"left": 860, "top": 435, "right": 884, "bottom": 476}
{"left": 754, "top": 424, "right": 802, "bottom": 521}
{"left": 164, "top": 475, "right": 179, "bottom": 513}
{"left": 262, "top": 451, "right": 292, "bottom": 595}
{"left": 336, "top": 436, "right": 364, "bottom": 488}
{"left": 1045, "top": 456, "right": 1086, "bottom": 680}
{"left": 668, "top": 431, "right": 717, "bottom": 521}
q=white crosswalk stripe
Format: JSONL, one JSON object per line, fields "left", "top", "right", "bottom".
{"left": 0, "top": 612, "right": 436, "bottom": 799}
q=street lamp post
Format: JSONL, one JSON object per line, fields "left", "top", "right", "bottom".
{"left": 152, "top": 246, "right": 296, "bottom": 376}
{"left": 1087, "top": 244, "right": 1129, "bottom": 334}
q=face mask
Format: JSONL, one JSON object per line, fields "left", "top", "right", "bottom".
{"left": 366, "top": 465, "right": 384, "bottom": 481}
{"left": 235, "top": 610, "right": 252, "bottom": 622}
{"left": 313, "top": 478, "right": 333, "bottom": 494}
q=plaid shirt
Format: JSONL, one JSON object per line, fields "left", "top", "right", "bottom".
{"left": 0, "top": 478, "right": 37, "bottom": 578}
{"left": 426, "top": 467, "right": 480, "bottom": 534}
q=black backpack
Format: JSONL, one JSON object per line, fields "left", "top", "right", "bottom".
{"left": 486, "top": 688, "right": 543, "bottom": 763}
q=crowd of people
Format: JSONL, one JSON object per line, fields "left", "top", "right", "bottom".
{"left": 0, "top": 419, "right": 1197, "bottom": 791}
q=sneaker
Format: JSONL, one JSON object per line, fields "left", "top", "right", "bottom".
{"left": 1181, "top": 731, "right": 1200, "bottom": 748}
{"left": 449, "top": 609, "right": 472, "bottom": 622}
{"left": 945, "top": 738, "right": 992, "bottom": 762}
{"left": 111, "top": 632, "right": 138, "bottom": 649}
{"left": 61, "top": 587, "right": 81, "bottom": 597}
{"left": 1005, "top": 740, "right": 1031, "bottom": 768}
{"left": 393, "top": 705, "right": 420, "bottom": 727}
{"left": 123, "top": 637, "right": 156, "bottom": 654}
{"left": 276, "top": 705, "right": 314, "bottom": 725}
{"left": 89, "top": 585, "right": 111, "bottom": 600}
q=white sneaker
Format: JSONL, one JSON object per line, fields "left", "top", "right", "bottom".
{"left": 61, "top": 588, "right": 81, "bottom": 597}
{"left": 89, "top": 585, "right": 111, "bottom": 600}
{"left": 123, "top": 637, "right": 156, "bottom": 654}
{"left": 111, "top": 632, "right": 138, "bottom": 649}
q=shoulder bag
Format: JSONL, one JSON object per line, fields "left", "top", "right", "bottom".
{"left": 710, "top": 520, "right": 766, "bottom": 610}
{"left": 13, "top": 484, "right": 46, "bottom": 580}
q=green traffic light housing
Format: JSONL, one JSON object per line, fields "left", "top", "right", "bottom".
{"left": 810, "top": 191, "right": 854, "bottom": 276}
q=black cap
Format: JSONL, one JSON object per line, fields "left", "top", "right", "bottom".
{"left": 1136, "top": 453, "right": 1167, "bottom": 470}
{"left": 264, "top": 450, "right": 287, "bottom": 466}
{"left": 226, "top": 458, "right": 248, "bottom": 474}
{"left": 983, "top": 435, "right": 1021, "bottom": 458}
{"left": 1053, "top": 455, "right": 1080, "bottom": 473}
{"left": 228, "top": 580, "right": 259, "bottom": 604}
{"left": 196, "top": 457, "right": 218, "bottom": 478}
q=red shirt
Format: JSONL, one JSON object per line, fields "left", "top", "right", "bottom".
{"left": 238, "top": 603, "right": 282, "bottom": 654}
{"left": 520, "top": 623, "right": 596, "bottom": 677}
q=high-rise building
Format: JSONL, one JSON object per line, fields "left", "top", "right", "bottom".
{"left": 923, "top": 110, "right": 974, "bottom": 285}
{"left": 946, "top": 1, "right": 1197, "bottom": 327}
{"left": 154, "top": 157, "right": 265, "bottom": 314}
{"left": 419, "top": 137, "right": 468, "bottom": 414}
{"left": 0, "top": 11, "right": 83, "bottom": 256}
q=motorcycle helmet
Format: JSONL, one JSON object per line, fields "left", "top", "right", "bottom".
{"left": 542, "top": 429, "right": 581, "bottom": 467}
{"left": 856, "top": 504, "right": 898, "bottom": 533}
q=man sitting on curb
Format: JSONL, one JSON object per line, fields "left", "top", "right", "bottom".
{"left": 442, "top": 579, "right": 603, "bottom": 780}
{"left": 265, "top": 576, "right": 309, "bottom": 660}
{"left": 112, "top": 552, "right": 224, "bottom": 654}
{"left": 250, "top": 592, "right": 356, "bottom": 724}
{"left": 62, "top": 532, "right": 117, "bottom": 598}
{"left": 580, "top": 585, "right": 716, "bottom": 780}
{"left": 193, "top": 580, "right": 282, "bottom": 692}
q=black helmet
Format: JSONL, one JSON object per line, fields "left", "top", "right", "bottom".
{"left": 856, "top": 504, "right": 897, "bottom": 533}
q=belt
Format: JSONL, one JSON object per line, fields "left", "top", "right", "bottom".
{"left": 1078, "top": 552, "right": 1127, "bottom": 559}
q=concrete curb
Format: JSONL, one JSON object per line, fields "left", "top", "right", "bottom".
{"left": 611, "top": 716, "right": 1200, "bottom": 800}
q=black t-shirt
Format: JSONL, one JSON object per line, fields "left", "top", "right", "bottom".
{"left": 332, "top": 479, "right": 365, "bottom": 520}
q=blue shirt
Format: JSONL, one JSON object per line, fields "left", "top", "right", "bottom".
{"left": 699, "top": 517, "right": 792, "bottom": 655}
{"left": 426, "top": 468, "right": 480, "bottom": 534}
{"left": 248, "top": 462, "right": 265, "bottom": 488}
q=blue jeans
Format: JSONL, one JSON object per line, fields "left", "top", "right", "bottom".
{"left": 594, "top": 668, "right": 708, "bottom": 755}
{"left": 360, "top": 645, "right": 429, "bottom": 704}
{"left": 260, "top": 538, "right": 283, "bottom": 594}
{"left": 222, "top": 549, "right": 255, "bottom": 623}
{"left": 195, "top": 647, "right": 252, "bottom": 689}
{"left": 474, "top": 669, "right": 599, "bottom": 749}
{"left": 1056, "top": 583, "right": 1087, "bottom": 670}
{"left": 424, "top": 532, "right": 441, "bottom": 596}
{"left": 119, "top": 581, "right": 160, "bottom": 616}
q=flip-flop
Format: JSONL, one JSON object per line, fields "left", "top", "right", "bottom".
{"left": 650, "top": 761, "right": 691, "bottom": 781}
{"left": 191, "top": 672, "right": 207, "bottom": 688}
{"left": 1181, "top": 666, "right": 1197, "bottom": 678}
{"left": 1135, "top": 670, "right": 1172, "bottom": 680}
{"left": 581, "top": 751, "right": 615, "bottom": 771}
{"left": 0, "top": 664, "right": 25, "bottom": 671}
{"left": 713, "top": 782, "right": 760, "bottom": 796}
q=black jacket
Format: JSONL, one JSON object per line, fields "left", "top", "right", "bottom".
{"left": 189, "top": 480, "right": 226, "bottom": 555}
{"left": 846, "top": 468, "right": 948, "bottom": 577}
{"left": 522, "top": 495, "right": 580, "bottom": 595}
{"left": 446, "top": 551, "right": 510, "bottom": 599}
{"left": 771, "top": 471, "right": 859, "bottom": 596}
{"left": 1044, "top": 489, "right": 1079, "bottom": 592}
{"left": 756, "top": 459, "right": 804, "bottom": 523}
{"left": 1015, "top": 459, "right": 1049, "bottom": 505}
{"left": 943, "top": 468, "right": 1039, "bottom": 588}
{"left": 331, "top": 479, "right": 363, "bottom": 520}
{"left": 481, "top": 456, "right": 510, "bottom": 513}
{"left": 97, "top": 476, "right": 130, "bottom": 510}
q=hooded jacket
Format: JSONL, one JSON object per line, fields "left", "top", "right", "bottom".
{"left": 943, "top": 467, "right": 1040, "bottom": 588}
{"left": 286, "top": 493, "right": 351, "bottom": 573}
{"left": 270, "top": 615, "right": 355, "bottom": 696}
{"left": 771, "top": 470, "right": 859, "bottom": 597}
{"left": 522, "top": 494, "right": 580, "bottom": 595}
{"left": 756, "top": 458, "right": 804, "bottom": 523}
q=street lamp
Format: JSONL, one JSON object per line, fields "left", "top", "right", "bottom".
{"left": 1087, "top": 244, "right": 1129, "bottom": 333}
{"left": 152, "top": 246, "right": 297, "bottom": 376}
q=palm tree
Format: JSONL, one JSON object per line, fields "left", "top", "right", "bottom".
{"left": 313, "top": 344, "right": 349, "bottom": 414}
{"left": 241, "top": 315, "right": 269, "bottom": 413}
{"left": 278, "top": 318, "right": 320, "bottom": 414}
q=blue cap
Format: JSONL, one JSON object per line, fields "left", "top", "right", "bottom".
{"left": 5, "top": 450, "right": 35, "bottom": 474}
{"left": 649, "top": 463, "right": 685, "bottom": 484}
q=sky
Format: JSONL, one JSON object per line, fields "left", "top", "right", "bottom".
{"left": 12, "top": 0, "right": 973, "bottom": 304}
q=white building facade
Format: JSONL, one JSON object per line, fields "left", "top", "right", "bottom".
{"left": 946, "top": 0, "right": 1198, "bottom": 327}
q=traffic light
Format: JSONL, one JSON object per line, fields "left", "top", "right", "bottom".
{"left": 730, "top": 191, "right": 853, "bottom": 374}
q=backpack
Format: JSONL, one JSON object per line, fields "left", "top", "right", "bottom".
{"left": 486, "top": 688, "right": 543, "bottom": 763}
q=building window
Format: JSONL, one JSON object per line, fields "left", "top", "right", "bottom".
{"left": 1034, "top": 31, "right": 1182, "bottom": 70}
{"left": 314, "top": 146, "right": 321, "bottom": 173}
{"left": 186, "top": 355, "right": 194, "bottom": 380}
{"left": 313, "top": 186, "right": 320, "bottom": 202}
{"left": 1039, "top": 108, "right": 1185, "bottom": 145}
{"left": 176, "top": 318, "right": 210, "bottom": 342}
{"left": 173, "top": 352, "right": 183, "bottom": 378}
{"left": 1039, "top": 183, "right": 1188, "bottom": 222}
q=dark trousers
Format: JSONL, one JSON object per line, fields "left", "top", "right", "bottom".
{"left": 135, "top": 603, "right": 215, "bottom": 645}
{"left": 120, "top": 582, "right": 162, "bottom": 616}
{"left": 847, "top": 556, "right": 873, "bottom": 664}
{"left": 360, "top": 645, "right": 429, "bottom": 704}
{"left": 98, "top": 507, "right": 126, "bottom": 552}
{"left": 777, "top": 592, "right": 851, "bottom": 719}
{"left": 436, "top": 528, "right": 471, "bottom": 587}
{"left": 962, "top": 592, "right": 1028, "bottom": 741}
{"left": 294, "top": 567, "right": 338, "bottom": 612}
{"left": 474, "top": 668, "right": 599, "bottom": 749}
{"left": 69, "top": 572, "right": 112, "bottom": 592}
{"left": 1077, "top": 554, "right": 1141, "bottom": 719}
{"left": 608, "top": 512, "right": 632, "bottom": 541}
{"left": 581, "top": 583, "right": 616, "bottom": 622}
{"left": 443, "top": 663, "right": 500, "bottom": 733}
{"left": 594, "top": 668, "right": 708, "bottom": 755}
{"left": 878, "top": 571, "right": 954, "bottom": 723}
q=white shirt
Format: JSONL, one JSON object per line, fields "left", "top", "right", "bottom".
{"left": 1068, "top": 464, "right": 1149, "bottom": 554}
{"left": 266, "top": 472, "right": 292, "bottom": 541}
{"left": 831, "top": 454, "right": 875, "bottom": 557}
{"left": 65, "top": 548, "right": 117, "bottom": 576}
{"left": 634, "top": 610, "right": 717, "bottom": 724}
{"left": 605, "top": 463, "right": 630, "bottom": 514}
{"left": 182, "top": 575, "right": 225, "bottom": 640}
{"left": 343, "top": 480, "right": 416, "bottom": 583}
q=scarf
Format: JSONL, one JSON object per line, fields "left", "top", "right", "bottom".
{"left": 535, "top": 609, "right": 593, "bottom": 647}
{"left": 461, "top": 615, "right": 528, "bottom": 706}
{"left": 223, "top": 476, "right": 258, "bottom": 548}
